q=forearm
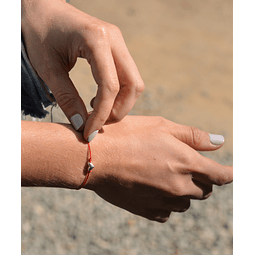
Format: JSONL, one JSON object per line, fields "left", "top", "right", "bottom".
{"left": 21, "top": 120, "right": 88, "bottom": 189}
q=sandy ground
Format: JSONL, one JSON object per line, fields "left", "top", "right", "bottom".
{"left": 21, "top": 0, "right": 233, "bottom": 254}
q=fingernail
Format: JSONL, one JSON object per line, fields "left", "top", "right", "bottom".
{"left": 209, "top": 134, "right": 224, "bottom": 145}
{"left": 87, "top": 130, "right": 99, "bottom": 143}
{"left": 70, "top": 113, "right": 83, "bottom": 130}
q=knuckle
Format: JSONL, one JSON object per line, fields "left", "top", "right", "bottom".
{"left": 183, "top": 203, "right": 191, "bottom": 212}
{"left": 147, "top": 210, "right": 170, "bottom": 223}
{"left": 217, "top": 171, "right": 231, "bottom": 186}
{"left": 156, "top": 116, "right": 167, "bottom": 125}
{"left": 155, "top": 217, "right": 169, "bottom": 223}
{"left": 92, "top": 23, "right": 108, "bottom": 38}
{"left": 85, "top": 24, "right": 110, "bottom": 49}
{"left": 178, "top": 200, "right": 191, "bottom": 212}
{"left": 55, "top": 91, "right": 77, "bottom": 111}
{"left": 189, "top": 126, "right": 202, "bottom": 147}
{"left": 205, "top": 185, "right": 213, "bottom": 196}
{"left": 199, "top": 184, "right": 213, "bottom": 199}
{"left": 98, "top": 115, "right": 107, "bottom": 124}
{"left": 135, "top": 82, "right": 145, "bottom": 96}
{"left": 202, "top": 191, "right": 212, "bottom": 200}
{"left": 109, "top": 24, "right": 122, "bottom": 35}
{"left": 106, "top": 82, "right": 120, "bottom": 94}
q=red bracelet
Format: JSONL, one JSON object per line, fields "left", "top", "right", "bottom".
{"left": 77, "top": 143, "right": 94, "bottom": 190}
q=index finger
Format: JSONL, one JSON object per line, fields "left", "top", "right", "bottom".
{"left": 104, "top": 35, "right": 145, "bottom": 124}
{"left": 192, "top": 155, "right": 233, "bottom": 186}
{"left": 83, "top": 45, "right": 120, "bottom": 141}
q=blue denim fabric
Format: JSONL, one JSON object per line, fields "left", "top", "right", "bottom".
{"left": 21, "top": 35, "right": 56, "bottom": 118}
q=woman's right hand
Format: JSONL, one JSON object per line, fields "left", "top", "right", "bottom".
{"left": 86, "top": 116, "right": 232, "bottom": 222}
{"left": 21, "top": 0, "right": 144, "bottom": 141}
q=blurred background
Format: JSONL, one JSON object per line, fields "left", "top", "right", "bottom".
{"left": 21, "top": 0, "right": 233, "bottom": 254}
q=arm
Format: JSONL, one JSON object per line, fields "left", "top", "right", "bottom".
{"left": 21, "top": 120, "right": 87, "bottom": 189}
{"left": 22, "top": 116, "right": 232, "bottom": 222}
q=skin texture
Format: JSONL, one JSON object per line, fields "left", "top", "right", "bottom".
{"left": 21, "top": 116, "right": 233, "bottom": 223}
{"left": 21, "top": 0, "right": 145, "bottom": 140}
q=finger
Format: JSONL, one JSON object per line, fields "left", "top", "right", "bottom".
{"left": 105, "top": 37, "right": 145, "bottom": 123}
{"left": 164, "top": 197, "right": 191, "bottom": 212}
{"left": 43, "top": 70, "right": 88, "bottom": 131}
{"left": 90, "top": 97, "right": 95, "bottom": 108}
{"left": 186, "top": 180, "right": 213, "bottom": 200}
{"left": 192, "top": 154, "right": 233, "bottom": 186}
{"left": 172, "top": 198, "right": 190, "bottom": 212}
{"left": 83, "top": 45, "right": 120, "bottom": 141}
{"left": 146, "top": 209, "right": 171, "bottom": 223}
{"left": 169, "top": 123, "right": 225, "bottom": 151}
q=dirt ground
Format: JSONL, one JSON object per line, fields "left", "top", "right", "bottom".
{"left": 21, "top": 0, "right": 233, "bottom": 254}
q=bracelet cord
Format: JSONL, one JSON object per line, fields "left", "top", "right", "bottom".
{"left": 77, "top": 143, "right": 93, "bottom": 190}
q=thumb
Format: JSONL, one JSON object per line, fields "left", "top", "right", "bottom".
{"left": 44, "top": 71, "right": 88, "bottom": 131}
{"left": 171, "top": 125, "right": 225, "bottom": 151}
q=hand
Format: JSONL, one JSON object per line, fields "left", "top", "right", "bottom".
{"left": 21, "top": 0, "right": 144, "bottom": 140}
{"left": 85, "top": 116, "right": 233, "bottom": 222}
{"left": 21, "top": 116, "right": 232, "bottom": 223}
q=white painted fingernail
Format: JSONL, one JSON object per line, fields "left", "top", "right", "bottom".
{"left": 70, "top": 114, "right": 83, "bottom": 130}
{"left": 87, "top": 130, "right": 99, "bottom": 143}
{"left": 209, "top": 134, "right": 224, "bottom": 145}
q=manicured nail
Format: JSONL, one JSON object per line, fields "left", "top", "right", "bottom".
{"left": 87, "top": 130, "right": 99, "bottom": 143}
{"left": 70, "top": 113, "right": 83, "bottom": 130}
{"left": 209, "top": 134, "right": 224, "bottom": 145}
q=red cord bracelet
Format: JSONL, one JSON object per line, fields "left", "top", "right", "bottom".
{"left": 77, "top": 143, "right": 94, "bottom": 190}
